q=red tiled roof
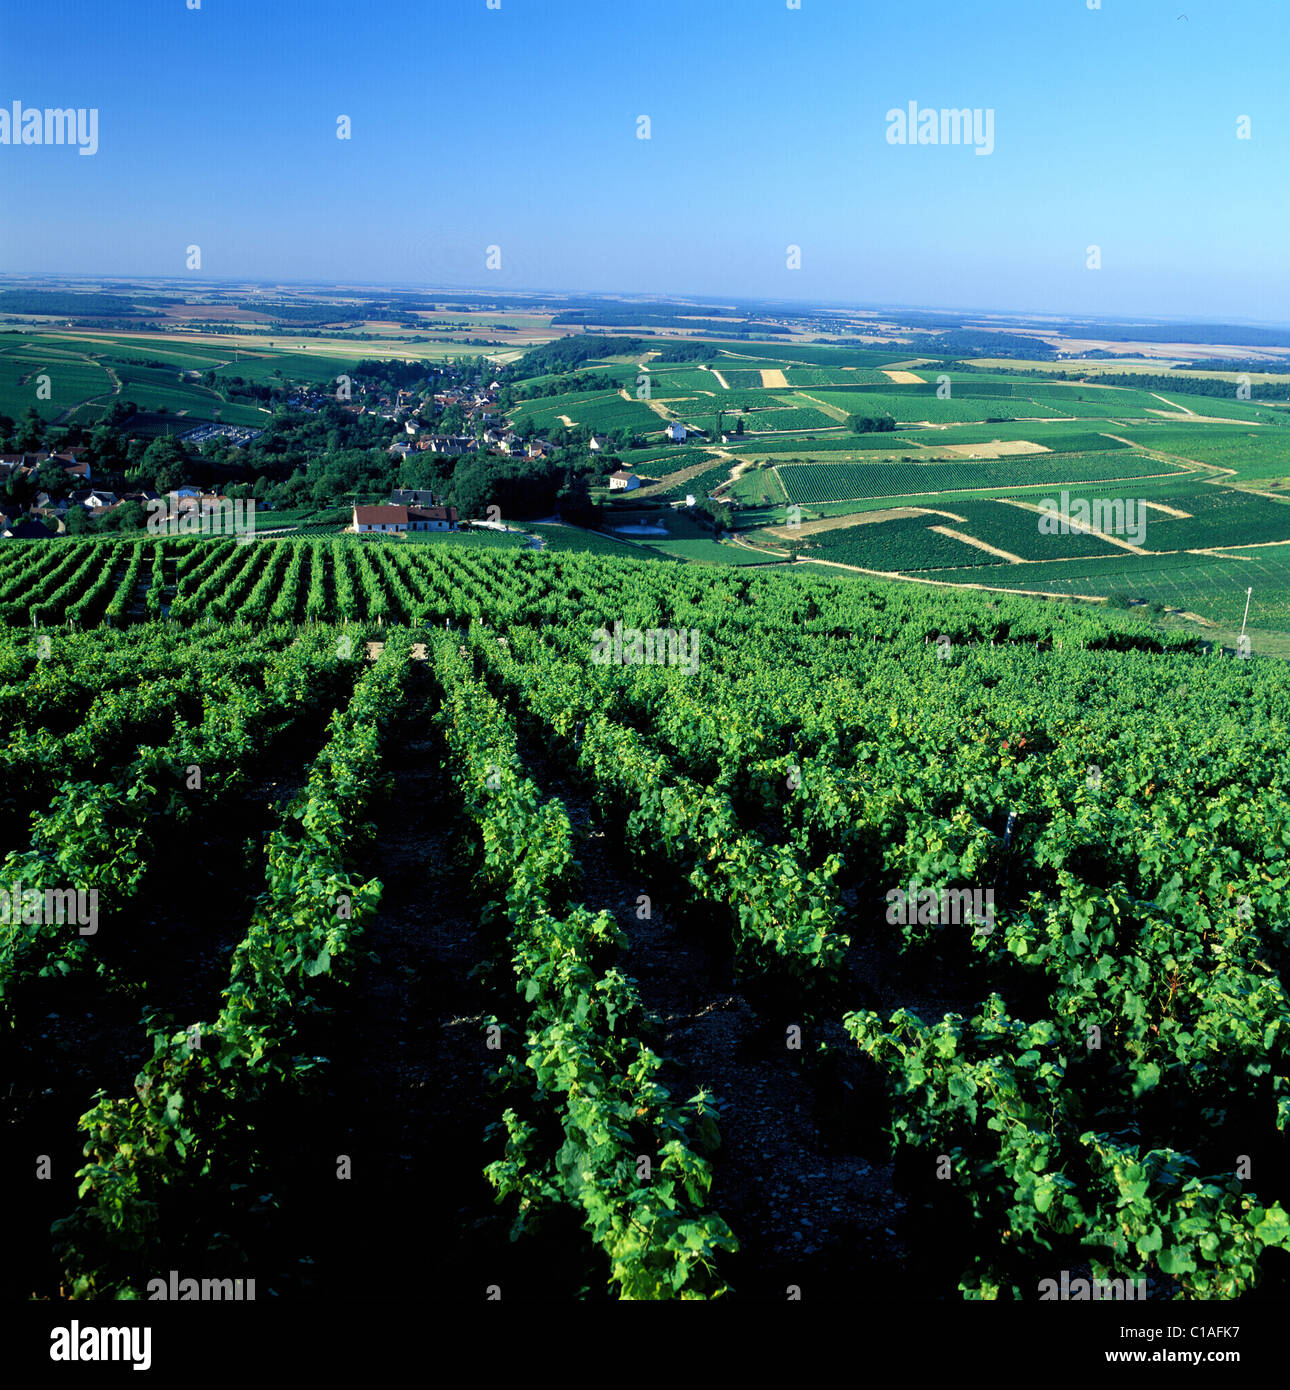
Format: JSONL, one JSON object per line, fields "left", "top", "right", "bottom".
{"left": 354, "top": 505, "right": 408, "bottom": 525}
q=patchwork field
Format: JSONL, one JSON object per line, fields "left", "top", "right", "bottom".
{"left": 775, "top": 451, "right": 1182, "bottom": 505}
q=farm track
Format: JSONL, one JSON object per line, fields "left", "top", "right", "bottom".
{"left": 285, "top": 670, "right": 591, "bottom": 1300}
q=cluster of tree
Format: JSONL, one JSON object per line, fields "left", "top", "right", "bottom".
{"left": 692, "top": 497, "right": 732, "bottom": 537}
{"left": 847, "top": 413, "right": 898, "bottom": 433}
{"left": 237, "top": 302, "right": 354, "bottom": 324}
{"left": 352, "top": 357, "right": 450, "bottom": 394}
{"left": 956, "top": 361, "right": 1290, "bottom": 404}
{"left": 648, "top": 342, "right": 712, "bottom": 363}
{"left": 552, "top": 313, "right": 744, "bottom": 330}
{"left": 219, "top": 377, "right": 278, "bottom": 403}
{"left": 1061, "top": 321, "right": 1290, "bottom": 350}
{"left": 1176, "top": 358, "right": 1290, "bottom": 376}
{"left": 1084, "top": 372, "right": 1290, "bottom": 402}
{"left": 0, "top": 290, "right": 147, "bottom": 316}
{"left": 505, "top": 371, "right": 621, "bottom": 403}
{"left": 905, "top": 330, "right": 1054, "bottom": 358}
{"left": 507, "top": 336, "right": 644, "bottom": 379}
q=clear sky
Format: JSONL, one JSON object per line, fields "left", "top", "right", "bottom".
{"left": 3, "top": 0, "right": 1288, "bottom": 322}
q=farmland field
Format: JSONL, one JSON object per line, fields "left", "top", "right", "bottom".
{"left": 806, "top": 516, "right": 1009, "bottom": 570}
{"left": 776, "top": 451, "right": 1183, "bottom": 504}
{"left": 6, "top": 536, "right": 1290, "bottom": 1310}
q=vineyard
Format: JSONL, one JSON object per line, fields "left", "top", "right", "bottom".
{"left": 777, "top": 452, "right": 1180, "bottom": 505}
{"left": 4, "top": 537, "right": 1290, "bottom": 1303}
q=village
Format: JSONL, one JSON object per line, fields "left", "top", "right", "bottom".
{"left": 0, "top": 356, "right": 702, "bottom": 538}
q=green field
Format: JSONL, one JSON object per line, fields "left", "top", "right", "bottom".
{"left": 512, "top": 390, "right": 661, "bottom": 435}
{"left": 923, "top": 548, "right": 1290, "bottom": 631}
{"left": 806, "top": 517, "right": 1007, "bottom": 571}
{"left": 776, "top": 451, "right": 1183, "bottom": 505}
{"left": 638, "top": 537, "right": 782, "bottom": 564}
{"left": 1114, "top": 424, "right": 1290, "bottom": 480}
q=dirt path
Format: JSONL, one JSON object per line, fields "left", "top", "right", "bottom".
{"left": 779, "top": 467, "right": 1188, "bottom": 509}
{"left": 798, "top": 555, "right": 1113, "bottom": 602}
{"left": 1187, "top": 537, "right": 1290, "bottom": 555}
{"left": 764, "top": 506, "right": 967, "bottom": 541}
{"left": 1146, "top": 408, "right": 1266, "bottom": 424}
{"left": 940, "top": 439, "right": 1048, "bottom": 459}
{"left": 794, "top": 391, "right": 853, "bottom": 423}
{"left": 711, "top": 370, "right": 731, "bottom": 390}
{"left": 296, "top": 675, "right": 590, "bottom": 1299}
{"left": 51, "top": 356, "right": 122, "bottom": 423}
{"left": 637, "top": 451, "right": 736, "bottom": 497}
{"left": 729, "top": 534, "right": 793, "bottom": 559}
{"left": 996, "top": 497, "right": 1152, "bottom": 555}
{"left": 927, "top": 524, "right": 1024, "bottom": 563}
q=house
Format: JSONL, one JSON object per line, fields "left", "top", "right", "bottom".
{"left": 425, "top": 435, "right": 477, "bottom": 455}
{"left": 353, "top": 504, "right": 409, "bottom": 533}
{"left": 527, "top": 438, "right": 556, "bottom": 459}
{"left": 74, "top": 489, "right": 118, "bottom": 511}
{"left": 666, "top": 421, "right": 687, "bottom": 442}
{"left": 588, "top": 434, "right": 610, "bottom": 453}
{"left": 388, "top": 441, "right": 414, "bottom": 459}
{"left": 3, "top": 517, "right": 54, "bottom": 539}
{"left": 352, "top": 503, "right": 459, "bottom": 533}
{"left": 608, "top": 470, "right": 641, "bottom": 492}
{"left": 390, "top": 489, "right": 439, "bottom": 507}
{"left": 406, "top": 505, "right": 458, "bottom": 532}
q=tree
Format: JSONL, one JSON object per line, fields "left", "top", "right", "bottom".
{"left": 16, "top": 408, "right": 43, "bottom": 452}
{"left": 100, "top": 499, "right": 146, "bottom": 532}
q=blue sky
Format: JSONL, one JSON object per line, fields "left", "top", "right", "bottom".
{"left": 3, "top": 0, "right": 1288, "bottom": 321}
